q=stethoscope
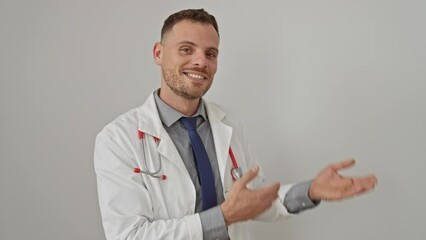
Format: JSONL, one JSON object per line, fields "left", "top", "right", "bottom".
{"left": 133, "top": 130, "right": 243, "bottom": 181}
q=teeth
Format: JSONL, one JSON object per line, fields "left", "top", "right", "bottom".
{"left": 186, "top": 73, "right": 204, "bottom": 79}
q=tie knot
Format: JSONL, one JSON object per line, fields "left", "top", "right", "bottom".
{"left": 180, "top": 117, "right": 197, "bottom": 131}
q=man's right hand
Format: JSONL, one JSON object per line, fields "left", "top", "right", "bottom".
{"left": 220, "top": 166, "right": 280, "bottom": 225}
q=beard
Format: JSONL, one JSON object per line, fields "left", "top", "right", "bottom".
{"left": 162, "top": 66, "right": 212, "bottom": 100}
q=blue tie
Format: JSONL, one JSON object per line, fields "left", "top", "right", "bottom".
{"left": 180, "top": 117, "right": 217, "bottom": 210}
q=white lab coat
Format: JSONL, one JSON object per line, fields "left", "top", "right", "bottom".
{"left": 94, "top": 93, "right": 293, "bottom": 240}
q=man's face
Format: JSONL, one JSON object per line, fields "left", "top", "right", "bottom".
{"left": 154, "top": 20, "right": 219, "bottom": 100}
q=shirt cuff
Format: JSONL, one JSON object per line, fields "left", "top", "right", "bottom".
{"left": 199, "top": 206, "right": 229, "bottom": 240}
{"left": 283, "top": 180, "right": 321, "bottom": 214}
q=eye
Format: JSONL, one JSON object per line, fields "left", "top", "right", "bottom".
{"left": 179, "top": 47, "right": 192, "bottom": 54}
{"left": 206, "top": 51, "right": 218, "bottom": 59}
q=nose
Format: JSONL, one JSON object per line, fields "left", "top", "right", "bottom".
{"left": 191, "top": 51, "right": 207, "bottom": 68}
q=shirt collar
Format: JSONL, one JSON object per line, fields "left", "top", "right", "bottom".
{"left": 153, "top": 89, "right": 207, "bottom": 127}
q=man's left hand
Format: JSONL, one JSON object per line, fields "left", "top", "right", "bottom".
{"left": 309, "top": 159, "right": 377, "bottom": 201}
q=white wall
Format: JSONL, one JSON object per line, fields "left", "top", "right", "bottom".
{"left": 1, "top": 0, "right": 425, "bottom": 239}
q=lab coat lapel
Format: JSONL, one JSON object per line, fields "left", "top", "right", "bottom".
{"left": 137, "top": 94, "right": 188, "bottom": 174}
{"left": 205, "top": 102, "right": 233, "bottom": 186}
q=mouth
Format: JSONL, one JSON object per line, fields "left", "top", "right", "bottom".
{"left": 183, "top": 71, "right": 208, "bottom": 81}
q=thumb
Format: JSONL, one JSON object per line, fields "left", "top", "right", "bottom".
{"left": 330, "top": 159, "right": 356, "bottom": 171}
{"left": 236, "top": 165, "right": 260, "bottom": 186}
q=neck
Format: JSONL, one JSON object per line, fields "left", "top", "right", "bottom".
{"left": 159, "top": 86, "right": 200, "bottom": 116}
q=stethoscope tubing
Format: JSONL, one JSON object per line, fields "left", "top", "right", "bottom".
{"left": 134, "top": 131, "right": 165, "bottom": 179}
{"left": 135, "top": 130, "right": 241, "bottom": 181}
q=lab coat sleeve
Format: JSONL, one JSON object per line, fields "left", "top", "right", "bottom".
{"left": 94, "top": 130, "right": 203, "bottom": 240}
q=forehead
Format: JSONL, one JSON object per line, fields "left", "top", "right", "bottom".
{"left": 162, "top": 20, "right": 219, "bottom": 48}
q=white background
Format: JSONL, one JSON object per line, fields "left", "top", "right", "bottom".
{"left": 1, "top": 0, "right": 425, "bottom": 239}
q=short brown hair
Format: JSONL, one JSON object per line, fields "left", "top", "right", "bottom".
{"left": 161, "top": 9, "right": 219, "bottom": 40}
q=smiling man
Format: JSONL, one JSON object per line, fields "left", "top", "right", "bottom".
{"left": 154, "top": 19, "right": 218, "bottom": 115}
{"left": 94, "top": 9, "right": 377, "bottom": 240}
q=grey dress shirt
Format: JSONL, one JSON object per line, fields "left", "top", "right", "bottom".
{"left": 153, "top": 91, "right": 318, "bottom": 240}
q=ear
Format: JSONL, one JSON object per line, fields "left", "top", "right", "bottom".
{"left": 153, "top": 42, "right": 163, "bottom": 65}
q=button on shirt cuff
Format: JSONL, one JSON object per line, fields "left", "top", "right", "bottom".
{"left": 283, "top": 180, "right": 321, "bottom": 214}
{"left": 200, "top": 205, "right": 229, "bottom": 240}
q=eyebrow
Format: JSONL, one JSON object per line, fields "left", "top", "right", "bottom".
{"left": 178, "top": 41, "right": 219, "bottom": 53}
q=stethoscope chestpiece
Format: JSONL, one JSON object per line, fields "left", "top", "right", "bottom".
{"left": 231, "top": 167, "right": 243, "bottom": 181}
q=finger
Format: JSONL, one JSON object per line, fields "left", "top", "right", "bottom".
{"left": 340, "top": 176, "right": 377, "bottom": 198}
{"left": 352, "top": 175, "right": 378, "bottom": 186}
{"left": 329, "top": 159, "right": 356, "bottom": 171}
{"left": 353, "top": 175, "right": 378, "bottom": 190}
{"left": 236, "top": 165, "right": 260, "bottom": 187}
{"left": 340, "top": 183, "right": 375, "bottom": 199}
{"left": 337, "top": 175, "right": 377, "bottom": 189}
{"left": 365, "top": 175, "right": 378, "bottom": 185}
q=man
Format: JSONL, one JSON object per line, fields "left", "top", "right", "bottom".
{"left": 94, "top": 9, "right": 377, "bottom": 240}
